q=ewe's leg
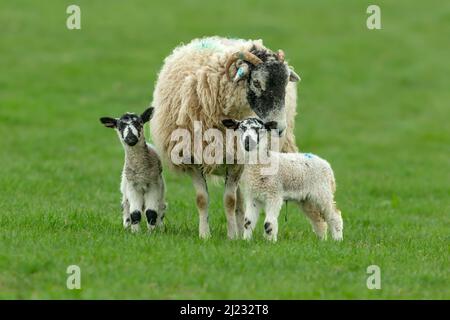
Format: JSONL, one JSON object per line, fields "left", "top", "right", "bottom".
{"left": 235, "top": 186, "right": 245, "bottom": 237}
{"left": 263, "top": 198, "right": 283, "bottom": 242}
{"left": 157, "top": 179, "right": 167, "bottom": 228}
{"left": 157, "top": 201, "right": 167, "bottom": 229}
{"left": 243, "top": 199, "right": 261, "bottom": 241}
{"left": 127, "top": 185, "right": 144, "bottom": 233}
{"left": 301, "top": 201, "right": 328, "bottom": 240}
{"left": 191, "top": 169, "right": 210, "bottom": 239}
{"left": 224, "top": 165, "right": 243, "bottom": 239}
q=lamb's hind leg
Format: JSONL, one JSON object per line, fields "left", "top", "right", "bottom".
{"left": 122, "top": 197, "right": 131, "bottom": 229}
{"left": 121, "top": 178, "right": 131, "bottom": 229}
{"left": 300, "top": 200, "right": 328, "bottom": 240}
{"left": 320, "top": 199, "right": 343, "bottom": 241}
{"left": 191, "top": 168, "right": 210, "bottom": 239}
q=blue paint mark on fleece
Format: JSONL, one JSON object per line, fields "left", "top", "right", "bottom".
{"left": 304, "top": 153, "right": 314, "bottom": 159}
{"left": 195, "top": 39, "right": 222, "bottom": 51}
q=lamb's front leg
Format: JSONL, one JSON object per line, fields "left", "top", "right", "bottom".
{"left": 263, "top": 198, "right": 283, "bottom": 242}
{"left": 243, "top": 198, "right": 261, "bottom": 241}
{"left": 126, "top": 185, "right": 144, "bottom": 233}
{"left": 144, "top": 188, "right": 163, "bottom": 231}
{"left": 224, "top": 165, "right": 243, "bottom": 239}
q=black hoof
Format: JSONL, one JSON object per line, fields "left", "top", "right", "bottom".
{"left": 130, "top": 211, "right": 141, "bottom": 224}
{"left": 145, "top": 209, "right": 158, "bottom": 226}
{"left": 264, "top": 222, "right": 272, "bottom": 234}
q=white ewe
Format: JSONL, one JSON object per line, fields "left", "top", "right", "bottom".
{"left": 150, "top": 36, "right": 301, "bottom": 239}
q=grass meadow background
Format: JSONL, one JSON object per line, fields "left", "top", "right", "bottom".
{"left": 0, "top": 0, "right": 449, "bottom": 299}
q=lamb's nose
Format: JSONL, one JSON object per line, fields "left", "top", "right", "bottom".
{"left": 244, "top": 137, "right": 251, "bottom": 151}
{"left": 125, "top": 134, "right": 138, "bottom": 146}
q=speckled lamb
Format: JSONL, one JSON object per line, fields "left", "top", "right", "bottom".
{"left": 100, "top": 107, "right": 166, "bottom": 232}
{"left": 222, "top": 118, "right": 343, "bottom": 242}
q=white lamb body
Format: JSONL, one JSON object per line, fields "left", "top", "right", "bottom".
{"left": 221, "top": 117, "right": 343, "bottom": 242}
{"left": 241, "top": 151, "right": 343, "bottom": 242}
{"left": 244, "top": 152, "right": 333, "bottom": 202}
{"left": 150, "top": 36, "right": 300, "bottom": 240}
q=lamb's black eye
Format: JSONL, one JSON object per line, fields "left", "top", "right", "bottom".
{"left": 253, "top": 80, "right": 261, "bottom": 89}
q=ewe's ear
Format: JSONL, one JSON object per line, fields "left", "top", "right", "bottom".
{"left": 264, "top": 121, "right": 278, "bottom": 130}
{"left": 222, "top": 119, "right": 240, "bottom": 130}
{"left": 100, "top": 117, "right": 117, "bottom": 128}
{"left": 141, "top": 107, "right": 154, "bottom": 123}
{"left": 289, "top": 68, "right": 301, "bottom": 82}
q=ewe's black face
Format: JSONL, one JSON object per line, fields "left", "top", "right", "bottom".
{"left": 100, "top": 107, "right": 153, "bottom": 147}
{"left": 246, "top": 56, "right": 290, "bottom": 137}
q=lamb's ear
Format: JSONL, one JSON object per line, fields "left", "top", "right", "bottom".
{"left": 222, "top": 119, "right": 240, "bottom": 130}
{"left": 264, "top": 121, "right": 278, "bottom": 130}
{"left": 141, "top": 107, "right": 154, "bottom": 123}
{"left": 100, "top": 117, "right": 117, "bottom": 128}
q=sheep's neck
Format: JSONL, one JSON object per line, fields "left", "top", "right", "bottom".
{"left": 243, "top": 147, "right": 272, "bottom": 166}
{"left": 123, "top": 140, "right": 149, "bottom": 169}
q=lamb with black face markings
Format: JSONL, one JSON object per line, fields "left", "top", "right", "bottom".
{"left": 222, "top": 118, "right": 343, "bottom": 242}
{"left": 100, "top": 107, "right": 166, "bottom": 233}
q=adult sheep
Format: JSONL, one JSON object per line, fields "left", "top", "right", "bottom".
{"left": 150, "top": 36, "right": 301, "bottom": 239}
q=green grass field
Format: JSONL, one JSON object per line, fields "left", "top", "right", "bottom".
{"left": 0, "top": 0, "right": 449, "bottom": 299}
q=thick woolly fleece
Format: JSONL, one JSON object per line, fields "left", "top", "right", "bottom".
{"left": 150, "top": 36, "right": 298, "bottom": 175}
